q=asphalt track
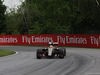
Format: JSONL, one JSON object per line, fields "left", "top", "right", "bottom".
{"left": 0, "top": 46, "right": 100, "bottom": 75}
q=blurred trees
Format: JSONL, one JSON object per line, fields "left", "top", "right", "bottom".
{"left": 4, "top": 0, "right": 100, "bottom": 34}
{"left": 0, "top": 0, "right": 6, "bottom": 34}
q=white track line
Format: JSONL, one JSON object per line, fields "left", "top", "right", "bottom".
{"left": 16, "top": 51, "right": 18, "bottom": 54}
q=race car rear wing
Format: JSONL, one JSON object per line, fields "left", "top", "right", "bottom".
{"left": 53, "top": 42, "right": 59, "bottom": 45}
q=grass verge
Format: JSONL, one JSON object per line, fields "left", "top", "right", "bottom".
{"left": 0, "top": 50, "right": 16, "bottom": 57}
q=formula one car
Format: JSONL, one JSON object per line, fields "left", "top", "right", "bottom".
{"left": 36, "top": 42, "right": 66, "bottom": 59}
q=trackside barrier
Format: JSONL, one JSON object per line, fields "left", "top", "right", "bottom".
{"left": 0, "top": 34, "right": 100, "bottom": 48}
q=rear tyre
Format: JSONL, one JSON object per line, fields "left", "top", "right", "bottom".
{"left": 36, "top": 49, "right": 41, "bottom": 59}
{"left": 64, "top": 48, "right": 66, "bottom": 56}
{"left": 59, "top": 49, "right": 64, "bottom": 59}
{"left": 59, "top": 54, "right": 64, "bottom": 58}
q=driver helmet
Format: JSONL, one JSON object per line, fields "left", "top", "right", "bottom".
{"left": 49, "top": 40, "right": 54, "bottom": 46}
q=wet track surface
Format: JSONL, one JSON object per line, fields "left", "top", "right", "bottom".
{"left": 0, "top": 46, "right": 100, "bottom": 75}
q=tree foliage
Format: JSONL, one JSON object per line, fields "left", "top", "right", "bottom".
{"left": 0, "top": 0, "right": 6, "bottom": 34}
{"left": 4, "top": 0, "right": 100, "bottom": 34}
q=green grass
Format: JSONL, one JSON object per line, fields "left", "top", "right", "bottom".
{"left": 0, "top": 50, "right": 16, "bottom": 57}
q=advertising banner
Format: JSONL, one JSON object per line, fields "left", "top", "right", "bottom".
{"left": 0, "top": 34, "right": 100, "bottom": 48}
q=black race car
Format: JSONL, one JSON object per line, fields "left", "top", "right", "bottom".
{"left": 36, "top": 42, "right": 66, "bottom": 59}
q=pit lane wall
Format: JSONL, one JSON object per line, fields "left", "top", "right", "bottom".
{"left": 0, "top": 34, "right": 100, "bottom": 48}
